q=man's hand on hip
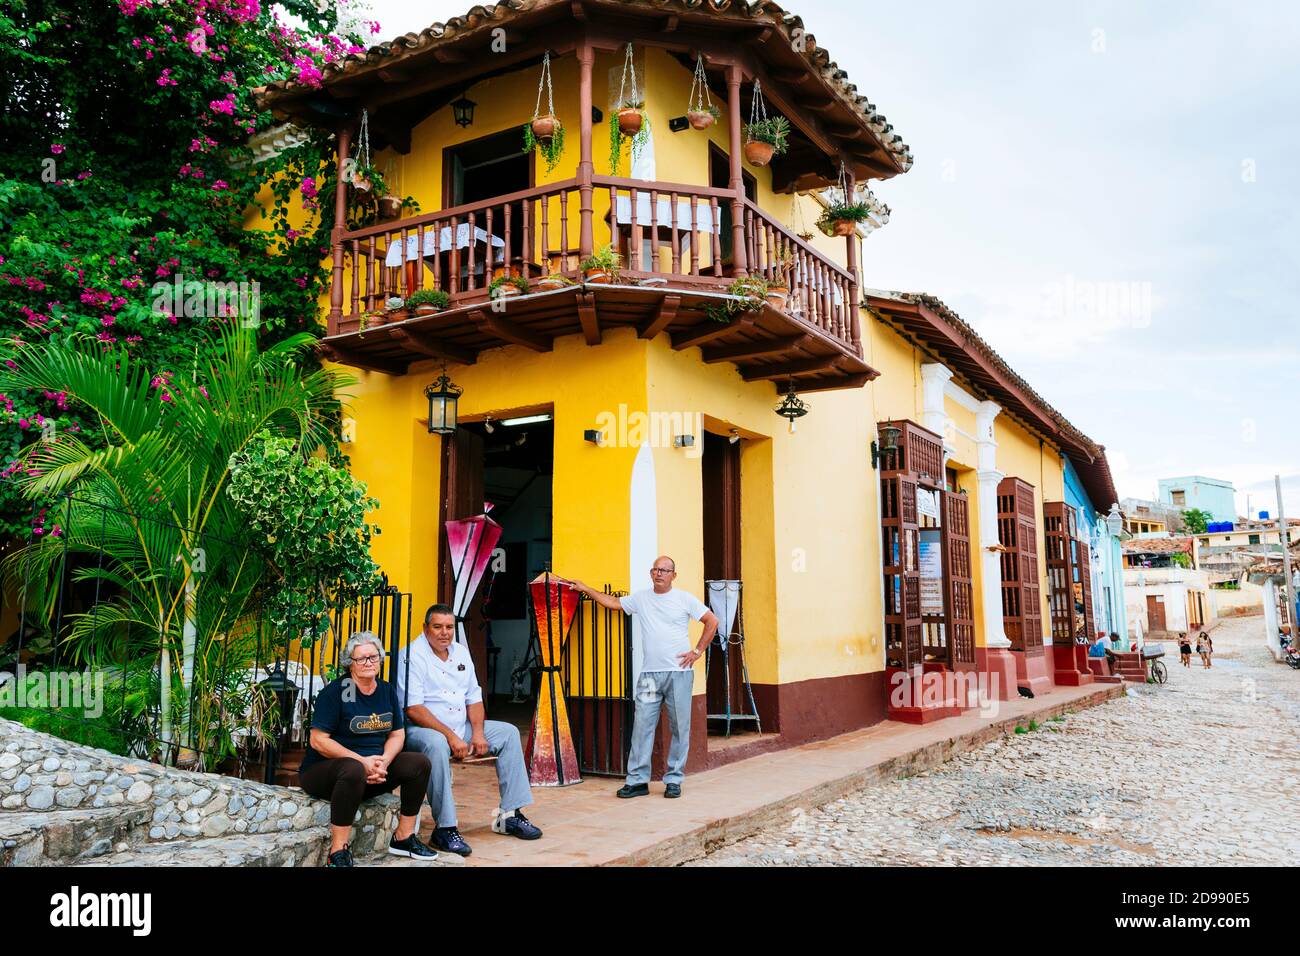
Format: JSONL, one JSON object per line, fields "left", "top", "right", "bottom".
{"left": 677, "top": 646, "right": 703, "bottom": 668}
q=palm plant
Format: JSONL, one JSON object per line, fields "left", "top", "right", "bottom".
{"left": 0, "top": 322, "right": 351, "bottom": 767}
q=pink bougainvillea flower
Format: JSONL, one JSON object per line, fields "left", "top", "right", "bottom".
{"left": 212, "top": 180, "right": 229, "bottom": 190}
{"left": 187, "top": 30, "right": 208, "bottom": 54}
{"left": 300, "top": 176, "right": 317, "bottom": 200}
{"left": 50, "top": 143, "right": 65, "bottom": 155}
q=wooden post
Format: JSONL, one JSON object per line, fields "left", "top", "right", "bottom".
{"left": 578, "top": 42, "right": 595, "bottom": 261}
{"left": 844, "top": 166, "right": 862, "bottom": 353}
{"left": 725, "top": 64, "right": 748, "bottom": 277}
{"left": 328, "top": 123, "right": 352, "bottom": 335}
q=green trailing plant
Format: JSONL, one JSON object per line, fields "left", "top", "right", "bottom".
{"left": 489, "top": 275, "right": 529, "bottom": 296}
{"left": 609, "top": 100, "right": 651, "bottom": 175}
{"left": 406, "top": 288, "right": 451, "bottom": 310}
{"left": 743, "top": 116, "right": 790, "bottom": 153}
{"left": 705, "top": 276, "right": 769, "bottom": 323}
{"left": 226, "top": 431, "right": 382, "bottom": 646}
{"left": 523, "top": 121, "right": 566, "bottom": 175}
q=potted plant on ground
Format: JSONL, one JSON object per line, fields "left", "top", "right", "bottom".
{"left": 407, "top": 288, "right": 451, "bottom": 315}
{"left": 489, "top": 275, "right": 529, "bottom": 300}
{"left": 817, "top": 198, "right": 872, "bottom": 237}
{"left": 536, "top": 273, "right": 575, "bottom": 292}
{"left": 743, "top": 115, "right": 790, "bottom": 167}
{"left": 579, "top": 245, "right": 621, "bottom": 285}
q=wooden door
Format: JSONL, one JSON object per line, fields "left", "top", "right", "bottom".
{"left": 942, "top": 490, "right": 976, "bottom": 670}
{"left": 440, "top": 428, "right": 488, "bottom": 683}
{"left": 998, "top": 477, "right": 1043, "bottom": 654}
{"left": 702, "top": 431, "right": 744, "bottom": 716}
{"left": 1146, "top": 594, "right": 1166, "bottom": 633}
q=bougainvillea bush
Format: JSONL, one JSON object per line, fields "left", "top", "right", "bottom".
{"left": 0, "top": 0, "right": 382, "bottom": 541}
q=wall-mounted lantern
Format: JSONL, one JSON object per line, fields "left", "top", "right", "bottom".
{"left": 425, "top": 370, "right": 462, "bottom": 435}
{"left": 871, "top": 422, "right": 902, "bottom": 469}
{"left": 451, "top": 95, "right": 476, "bottom": 128}
{"left": 1106, "top": 503, "right": 1124, "bottom": 537}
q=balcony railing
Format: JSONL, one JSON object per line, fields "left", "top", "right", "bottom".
{"left": 331, "top": 177, "right": 859, "bottom": 354}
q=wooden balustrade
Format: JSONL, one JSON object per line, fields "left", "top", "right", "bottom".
{"left": 331, "top": 177, "right": 859, "bottom": 354}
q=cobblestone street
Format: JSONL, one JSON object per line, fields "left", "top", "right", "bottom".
{"left": 691, "top": 616, "right": 1300, "bottom": 866}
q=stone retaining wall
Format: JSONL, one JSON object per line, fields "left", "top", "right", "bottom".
{"left": 0, "top": 719, "right": 398, "bottom": 858}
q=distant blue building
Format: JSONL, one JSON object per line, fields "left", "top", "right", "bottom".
{"left": 1158, "top": 476, "right": 1236, "bottom": 523}
{"left": 1064, "top": 458, "right": 1128, "bottom": 642}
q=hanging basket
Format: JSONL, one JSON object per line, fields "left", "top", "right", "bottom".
{"left": 378, "top": 195, "right": 404, "bottom": 221}
{"left": 617, "top": 107, "right": 644, "bottom": 137}
{"left": 531, "top": 113, "right": 559, "bottom": 142}
{"left": 828, "top": 218, "right": 857, "bottom": 237}
{"left": 687, "top": 110, "right": 716, "bottom": 130}
{"left": 744, "top": 140, "right": 775, "bottom": 167}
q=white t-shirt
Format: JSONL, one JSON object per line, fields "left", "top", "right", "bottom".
{"left": 392, "top": 635, "right": 483, "bottom": 740}
{"left": 622, "top": 587, "right": 710, "bottom": 673}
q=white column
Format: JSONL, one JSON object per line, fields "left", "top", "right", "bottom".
{"left": 976, "top": 400, "right": 1011, "bottom": 648}
{"left": 920, "top": 363, "right": 953, "bottom": 466}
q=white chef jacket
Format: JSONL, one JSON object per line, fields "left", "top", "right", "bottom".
{"left": 393, "top": 635, "right": 483, "bottom": 739}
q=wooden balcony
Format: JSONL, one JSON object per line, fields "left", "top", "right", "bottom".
{"left": 322, "top": 177, "right": 876, "bottom": 392}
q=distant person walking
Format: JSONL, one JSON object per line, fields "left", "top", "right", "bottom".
{"left": 1195, "top": 632, "right": 1208, "bottom": 668}
{"left": 1199, "top": 631, "right": 1213, "bottom": 669}
{"left": 1179, "top": 633, "right": 1192, "bottom": 668}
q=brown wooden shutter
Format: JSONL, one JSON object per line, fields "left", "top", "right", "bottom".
{"left": 1046, "top": 501, "right": 1098, "bottom": 645}
{"left": 942, "top": 489, "right": 976, "bottom": 669}
{"left": 881, "top": 473, "right": 922, "bottom": 669}
{"left": 998, "top": 476, "right": 1043, "bottom": 654}
{"left": 1077, "top": 527, "right": 1096, "bottom": 638}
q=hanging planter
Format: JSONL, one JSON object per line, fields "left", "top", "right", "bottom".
{"left": 686, "top": 55, "right": 719, "bottom": 130}
{"left": 524, "top": 52, "right": 566, "bottom": 174}
{"left": 378, "top": 195, "right": 404, "bottom": 220}
{"left": 609, "top": 44, "right": 652, "bottom": 174}
{"left": 742, "top": 80, "right": 789, "bottom": 168}
{"left": 816, "top": 162, "right": 871, "bottom": 237}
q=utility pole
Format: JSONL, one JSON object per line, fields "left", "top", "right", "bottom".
{"left": 1277, "top": 475, "right": 1296, "bottom": 645}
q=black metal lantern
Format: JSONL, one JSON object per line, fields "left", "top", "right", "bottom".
{"left": 880, "top": 423, "right": 902, "bottom": 451}
{"left": 451, "top": 95, "right": 476, "bottom": 127}
{"left": 258, "top": 661, "right": 300, "bottom": 784}
{"left": 425, "top": 370, "right": 463, "bottom": 435}
{"left": 775, "top": 380, "right": 809, "bottom": 433}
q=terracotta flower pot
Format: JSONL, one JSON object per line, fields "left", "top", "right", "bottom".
{"left": 831, "top": 218, "right": 857, "bottom": 237}
{"left": 381, "top": 308, "right": 408, "bottom": 323}
{"left": 377, "top": 195, "right": 403, "bottom": 221}
{"left": 531, "top": 114, "right": 559, "bottom": 141}
{"left": 537, "top": 278, "right": 568, "bottom": 291}
{"left": 617, "top": 108, "right": 644, "bottom": 137}
{"left": 687, "top": 111, "right": 716, "bottom": 131}
{"left": 414, "top": 304, "right": 441, "bottom": 315}
{"left": 583, "top": 269, "right": 613, "bottom": 285}
{"left": 766, "top": 286, "right": 789, "bottom": 309}
{"left": 492, "top": 285, "right": 522, "bottom": 298}
{"left": 744, "top": 140, "right": 775, "bottom": 167}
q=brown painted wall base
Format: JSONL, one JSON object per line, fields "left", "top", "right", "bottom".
{"left": 750, "top": 670, "right": 888, "bottom": 745}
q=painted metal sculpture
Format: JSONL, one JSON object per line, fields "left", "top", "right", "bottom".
{"left": 525, "top": 572, "right": 582, "bottom": 786}
{"left": 444, "top": 511, "right": 503, "bottom": 647}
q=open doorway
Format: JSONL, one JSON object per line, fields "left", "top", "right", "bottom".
{"left": 444, "top": 414, "right": 553, "bottom": 734}
{"left": 443, "top": 128, "right": 533, "bottom": 277}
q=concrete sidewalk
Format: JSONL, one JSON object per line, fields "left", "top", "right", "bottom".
{"left": 420, "top": 681, "right": 1126, "bottom": 866}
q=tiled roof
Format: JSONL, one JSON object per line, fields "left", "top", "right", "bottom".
{"left": 863, "top": 289, "right": 1119, "bottom": 509}
{"left": 253, "top": 0, "right": 912, "bottom": 173}
{"left": 1122, "top": 536, "right": 1193, "bottom": 555}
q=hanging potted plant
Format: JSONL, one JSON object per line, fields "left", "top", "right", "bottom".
{"left": 743, "top": 80, "right": 788, "bottom": 167}
{"left": 407, "top": 288, "right": 451, "bottom": 315}
{"left": 579, "top": 244, "right": 621, "bottom": 284}
{"left": 523, "top": 52, "right": 566, "bottom": 175}
{"left": 817, "top": 199, "right": 871, "bottom": 237}
{"left": 489, "top": 275, "right": 529, "bottom": 300}
{"left": 609, "top": 45, "right": 652, "bottom": 174}
{"left": 686, "top": 54, "right": 719, "bottom": 130}
{"left": 617, "top": 99, "right": 644, "bottom": 137}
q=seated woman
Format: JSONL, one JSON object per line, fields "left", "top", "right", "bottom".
{"left": 298, "top": 631, "right": 438, "bottom": 867}
{"left": 1088, "top": 634, "right": 1109, "bottom": 659}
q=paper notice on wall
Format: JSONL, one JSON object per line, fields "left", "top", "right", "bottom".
{"left": 919, "top": 529, "right": 944, "bottom": 616}
{"left": 917, "top": 487, "right": 941, "bottom": 522}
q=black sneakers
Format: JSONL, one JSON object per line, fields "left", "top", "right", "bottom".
{"left": 326, "top": 844, "right": 355, "bottom": 868}
{"left": 664, "top": 783, "right": 682, "bottom": 798}
{"left": 388, "top": 832, "right": 439, "bottom": 862}
{"left": 492, "top": 808, "right": 543, "bottom": 840}
{"left": 430, "top": 826, "right": 473, "bottom": 856}
{"left": 616, "top": 783, "right": 649, "bottom": 798}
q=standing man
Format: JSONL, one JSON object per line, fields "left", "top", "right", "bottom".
{"left": 395, "top": 604, "right": 542, "bottom": 856}
{"left": 572, "top": 556, "right": 718, "bottom": 798}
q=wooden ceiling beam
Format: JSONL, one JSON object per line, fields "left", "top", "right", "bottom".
{"left": 318, "top": 342, "right": 408, "bottom": 376}
{"left": 702, "top": 334, "right": 809, "bottom": 363}
{"left": 742, "top": 356, "right": 844, "bottom": 381}
{"left": 388, "top": 327, "right": 477, "bottom": 366}
{"left": 638, "top": 294, "right": 681, "bottom": 340}
{"left": 469, "top": 309, "right": 552, "bottom": 352}
{"left": 671, "top": 315, "right": 755, "bottom": 351}
{"left": 577, "top": 293, "right": 601, "bottom": 346}
{"left": 796, "top": 373, "right": 873, "bottom": 393}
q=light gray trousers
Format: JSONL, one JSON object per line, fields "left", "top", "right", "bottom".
{"left": 404, "top": 720, "right": 532, "bottom": 828}
{"left": 625, "top": 670, "right": 694, "bottom": 786}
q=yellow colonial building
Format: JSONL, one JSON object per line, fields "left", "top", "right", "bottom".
{"left": 254, "top": 0, "right": 1119, "bottom": 773}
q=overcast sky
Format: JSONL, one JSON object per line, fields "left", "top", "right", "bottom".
{"left": 363, "top": 0, "right": 1300, "bottom": 517}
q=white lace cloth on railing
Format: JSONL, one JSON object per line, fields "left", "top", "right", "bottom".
{"left": 383, "top": 223, "right": 506, "bottom": 267}
{"left": 614, "top": 193, "right": 717, "bottom": 232}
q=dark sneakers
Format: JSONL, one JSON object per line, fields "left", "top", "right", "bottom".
{"left": 664, "top": 783, "right": 682, "bottom": 799}
{"left": 388, "top": 833, "right": 439, "bottom": 862}
{"left": 492, "top": 808, "right": 543, "bottom": 840}
{"left": 616, "top": 783, "right": 649, "bottom": 798}
{"left": 430, "top": 826, "right": 473, "bottom": 856}
{"left": 325, "top": 844, "right": 355, "bottom": 868}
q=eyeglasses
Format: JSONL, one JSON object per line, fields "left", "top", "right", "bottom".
{"left": 351, "top": 655, "right": 380, "bottom": 665}
{"left": 650, "top": 567, "right": 675, "bottom": 575}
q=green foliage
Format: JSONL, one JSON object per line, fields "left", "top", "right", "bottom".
{"left": 227, "top": 431, "right": 381, "bottom": 647}
{"left": 743, "top": 116, "right": 791, "bottom": 153}
{"left": 406, "top": 288, "right": 450, "bottom": 310}
{"left": 522, "top": 119, "right": 566, "bottom": 175}
{"left": 1181, "top": 507, "right": 1212, "bottom": 535}
{"left": 579, "top": 244, "right": 621, "bottom": 276}
{"left": 488, "top": 275, "right": 529, "bottom": 296}
{"left": 817, "top": 200, "right": 873, "bottom": 236}
{"left": 706, "top": 276, "right": 768, "bottom": 323}
{"left": 1170, "top": 552, "right": 1192, "bottom": 569}
{"left": 609, "top": 106, "right": 651, "bottom": 176}
{"left": 1014, "top": 724, "right": 1029, "bottom": 734}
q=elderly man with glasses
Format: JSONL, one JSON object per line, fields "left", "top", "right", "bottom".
{"left": 572, "top": 556, "right": 718, "bottom": 798}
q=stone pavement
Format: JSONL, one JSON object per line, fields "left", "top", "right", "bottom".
{"left": 692, "top": 616, "right": 1300, "bottom": 867}
{"left": 390, "top": 678, "right": 1124, "bottom": 866}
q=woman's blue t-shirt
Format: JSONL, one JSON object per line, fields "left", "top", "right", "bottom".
{"left": 299, "top": 677, "right": 403, "bottom": 773}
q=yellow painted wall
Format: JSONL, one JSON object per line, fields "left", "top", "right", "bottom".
{"left": 994, "top": 414, "right": 1066, "bottom": 629}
